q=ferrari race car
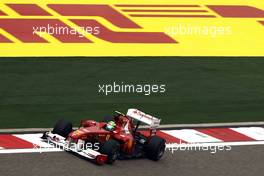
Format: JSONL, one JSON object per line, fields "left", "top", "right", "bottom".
{"left": 41, "top": 109, "right": 166, "bottom": 165}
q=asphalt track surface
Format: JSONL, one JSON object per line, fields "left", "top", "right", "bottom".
{"left": 0, "top": 145, "right": 263, "bottom": 176}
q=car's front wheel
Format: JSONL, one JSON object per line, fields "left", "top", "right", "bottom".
{"left": 100, "top": 139, "right": 120, "bottom": 164}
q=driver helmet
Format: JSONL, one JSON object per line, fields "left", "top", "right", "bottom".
{"left": 106, "top": 121, "right": 116, "bottom": 131}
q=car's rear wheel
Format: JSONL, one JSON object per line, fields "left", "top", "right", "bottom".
{"left": 145, "top": 135, "right": 166, "bottom": 161}
{"left": 100, "top": 139, "right": 120, "bottom": 164}
{"left": 52, "top": 119, "right": 72, "bottom": 138}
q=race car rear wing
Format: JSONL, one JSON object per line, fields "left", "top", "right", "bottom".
{"left": 126, "top": 109, "right": 161, "bottom": 128}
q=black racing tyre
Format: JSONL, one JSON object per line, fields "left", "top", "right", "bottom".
{"left": 145, "top": 135, "right": 166, "bottom": 161}
{"left": 100, "top": 139, "right": 120, "bottom": 164}
{"left": 52, "top": 119, "right": 73, "bottom": 138}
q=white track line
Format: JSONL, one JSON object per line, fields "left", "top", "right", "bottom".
{"left": 166, "top": 141, "right": 264, "bottom": 148}
{"left": 231, "top": 127, "right": 264, "bottom": 140}
{"left": 2, "top": 141, "right": 264, "bottom": 154}
{"left": 0, "top": 148, "right": 63, "bottom": 154}
{"left": 163, "top": 129, "right": 223, "bottom": 143}
{"left": 1, "top": 127, "right": 264, "bottom": 155}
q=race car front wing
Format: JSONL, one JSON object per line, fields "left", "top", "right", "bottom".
{"left": 41, "top": 132, "right": 108, "bottom": 164}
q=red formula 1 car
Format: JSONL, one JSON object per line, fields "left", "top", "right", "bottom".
{"left": 42, "top": 109, "right": 166, "bottom": 165}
